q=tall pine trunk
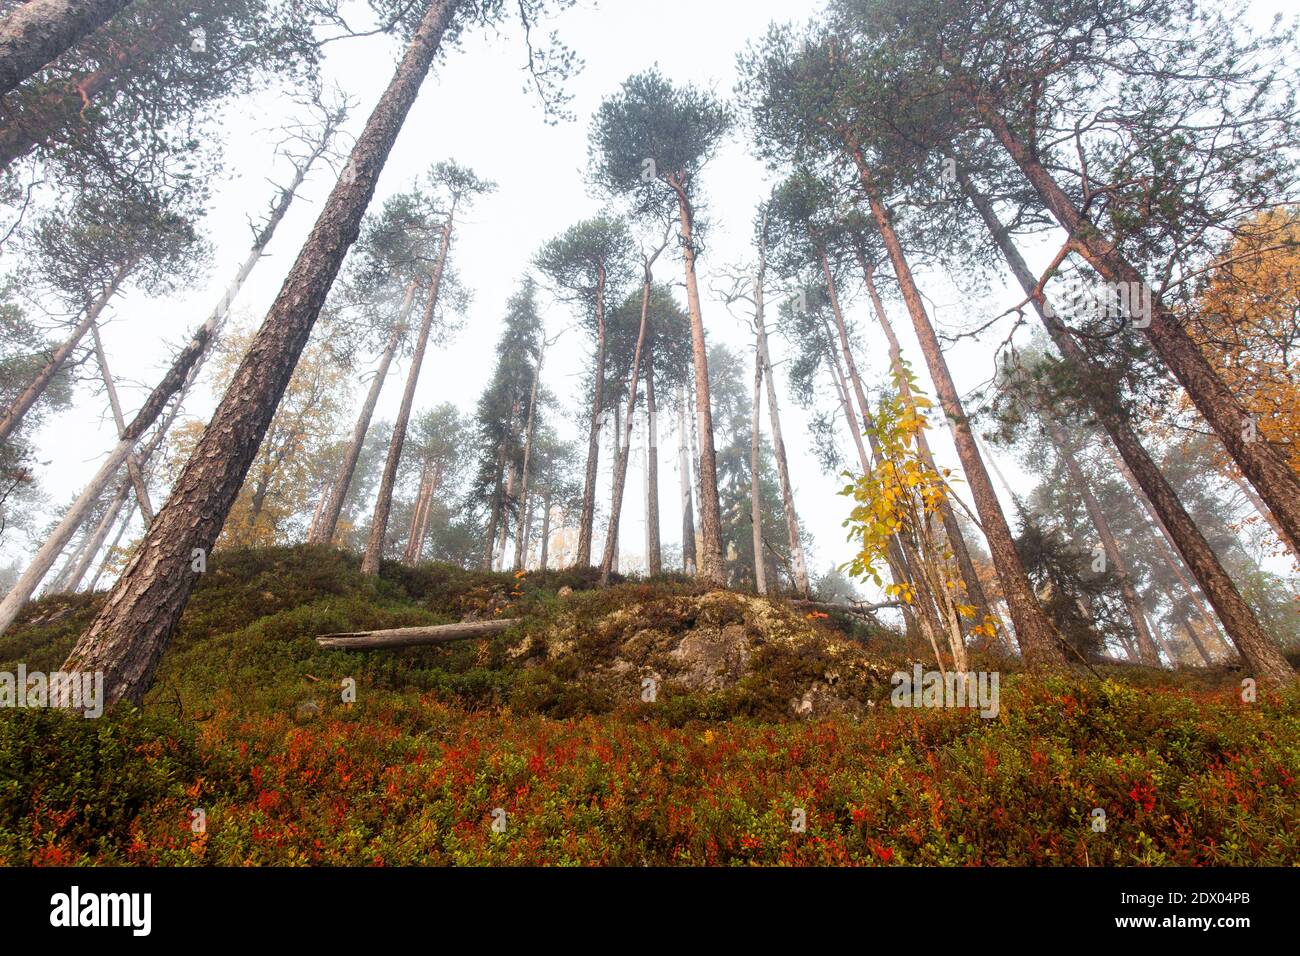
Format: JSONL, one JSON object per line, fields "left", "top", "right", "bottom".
{"left": 576, "top": 271, "right": 607, "bottom": 567}
{"left": 362, "top": 216, "right": 453, "bottom": 576}
{"left": 513, "top": 336, "right": 545, "bottom": 570}
{"left": 845, "top": 141, "right": 1065, "bottom": 667}
{"left": 402, "top": 453, "right": 434, "bottom": 563}
{"left": 677, "top": 386, "right": 697, "bottom": 575}
{"left": 538, "top": 491, "right": 552, "bottom": 570}
{"left": 602, "top": 293, "right": 648, "bottom": 586}
{"left": 960, "top": 171, "right": 1290, "bottom": 685}
{"left": 58, "top": 0, "right": 460, "bottom": 708}
{"left": 644, "top": 353, "right": 661, "bottom": 576}
{"left": 0, "top": 0, "right": 132, "bottom": 97}
{"left": 750, "top": 341, "right": 766, "bottom": 594}
{"left": 752, "top": 243, "right": 809, "bottom": 596}
{"left": 673, "top": 186, "right": 725, "bottom": 585}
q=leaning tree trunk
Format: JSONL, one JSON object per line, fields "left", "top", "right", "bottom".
{"left": 60, "top": 478, "right": 130, "bottom": 594}
{"left": 676, "top": 386, "right": 697, "bottom": 575}
{"left": 58, "top": 0, "right": 461, "bottom": 708}
{"left": 90, "top": 322, "right": 154, "bottom": 523}
{"left": 853, "top": 246, "right": 995, "bottom": 634}
{"left": 310, "top": 284, "right": 415, "bottom": 544}
{"left": 673, "top": 184, "right": 725, "bottom": 585}
{"left": 644, "top": 353, "right": 661, "bottom": 576}
{"left": 61, "top": 401, "right": 174, "bottom": 596}
{"left": 0, "top": 0, "right": 132, "bottom": 97}
{"left": 0, "top": 261, "right": 129, "bottom": 447}
{"left": 845, "top": 140, "right": 1066, "bottom": 667}
{"left": 362, "top": 215, "right": 453, "bottom": 576}
{"left": 752, "top": 242, "right": 809, "bottom": 596}
{"left": 1045, "top": 418, "right": 1163, "bottom": 666}
{"left": 576, "top": 271, "right": 607, "bottom": 568}
{"left": 750, "top": 340, "right": 767, "bottom": 595}
{"left": 1223, "top": 467, "right": 1295, "bottom": 566}
{"left": 960, "top": 171, "right": 1291, "bottom": 686}
{"left": 972, "top": 103, "right": 1300, "bottom": 562}
{"left": 1177, "top": 611, "right": 1215, "bottom": 667}
{"left": 599, "top": 271, "right": 651, "bottom": 586}
{"left": 45, "top": 477, "right": 127, "bottom": 594}
{"left": 513, "top": 336, "right": 545, "bottom": 570}
{"left": 0, "top": 138, "right": 322, "bottom": 632}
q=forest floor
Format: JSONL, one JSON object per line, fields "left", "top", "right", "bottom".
{"left": 1, "top": 544, "right": 1296, "bottom": 866}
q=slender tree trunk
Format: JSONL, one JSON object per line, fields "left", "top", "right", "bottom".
{"left": 846, "top": 143, "right": 1065, "bottom": 666}
{"left": 0, "top": 262, "right": 128, "bottom": 447}
{"left": 538, "top": 490, "right": 552, "bottom": 571}
{"left": 673, "top": 185, "right": 725, "bottom": 585}
{"left": 402, "top": 453, "right": 433, "bottom": 563}
{"left": 686, "top": 375, "right": 705, "bottom": 563}
{"left": 752, "top": 243, "right": 809, "bottom": 595}
{"left": 1045, "top": 418, "right": 1162, "bottom": 666}
{"left": 520, "top": 490, "right": 535, "bottom": 566}
{"left": 1224, "top": 468, "right": 1295, "bottom": 565}
{"left": 1177, "top": 611, "right": 1214, "bottom": 667}
{"left": 603, "top": 398, "right": 629, "bottom": 580}
{"left": 362, "top": 215, "right": 453, "bottom": 576}
{"left": 677, "top": 386, "right": 697, "bottom": 575}
{"left": 90, "top": 321, "right": 154, "bottom": 523}
{"left": 644, "top": 354, "right": 661, "bottom": 576}
{"left": 55, "top": 387, "right": 171, "bottom": 597}
{"left": 61, "top": 477, "right": 130, "bottom": 594}
{"left": 0, "top": 0, "right": 133, "bottom": 97}
{"left": 513, "top": 337, "right": 545, "bottom": 570}
{"left": 750, "top": 340, "right": 766, "bottom": 595}
{"left": 820, "top": 314, "right": 871, "bottom": 474}
{"left": 971, "top": 103, "right": 1300, "bottom": 561}
{"left": 1102, "top": 440, "right": 1237, "bottom": 659}
{"left": 310, "top": 284, "right": 414, "bottom": 544}
{"left": 58, "top": 0, "right": 461, "bottom": 707}
{"left": 46, "top": 483, "right": 118, "bottom": 594}
{"left": 495, "top": 459, "right": 517, "bottom": 571}
{"left": 602, "top": 302, "right": 648, "bottom": 586}
{"left": 854, "top": 246, "right": 994, "bottom": 633}
{"left": 576, "top": 272, "right": 607, "bottom": 568}
{"left": 959, "top": 171, "right": 1291, "bottom": 685}
{"left": 44, "top": 523, "right": 95, "bottom": 595}
{"left": 414, "top": 461, "right": 442, "bottom": 557}
{"left": 86, "top": 495, "right": 134, "bottom": 592}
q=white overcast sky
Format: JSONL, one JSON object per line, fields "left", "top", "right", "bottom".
{"left": 9, "top": 0, "right": 1293, "bottom": 592}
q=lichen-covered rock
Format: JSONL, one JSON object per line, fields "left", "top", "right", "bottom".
{"left": 516, "top": 588, "right": 893, "bottom": 719}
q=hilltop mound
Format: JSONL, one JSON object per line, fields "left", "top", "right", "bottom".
{"left": 2, "top": 544, "right": 1297, "bottom": 867}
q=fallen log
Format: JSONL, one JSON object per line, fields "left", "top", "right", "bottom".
{"left": 789, "top": 599, "right": 903, "bottom": 620}
{"left": 317, "top": 618, "right": 515, "bottom": 650}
